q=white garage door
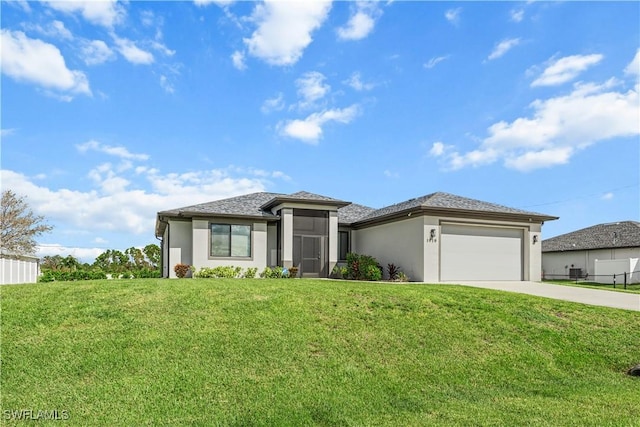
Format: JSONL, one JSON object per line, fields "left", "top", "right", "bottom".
{"left": 440, "top": 224, "right": 523, "bottom": 281}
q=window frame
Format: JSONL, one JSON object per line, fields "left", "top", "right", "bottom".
{"left": 209, "top": 222, "right": 252, "bottom": 259}
{"left": 338, "top": 230, "right": 350, "bottom": 262}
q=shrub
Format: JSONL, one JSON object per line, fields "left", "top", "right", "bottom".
{"left": 243, "top": 267, "right": 258, "bottom": 279}
{"left": 346, "top": 253, "right": 382, "bottom": 281}
{"left": 260, "top": 266, "right": 285, "bottom": 278}
{"left": 331, "top": 265, "right": 348, "bottom": 279}
{"left": 174, "top": 263, "right": 191, "bottom": 278}
{"left": 397, "top": 272, "right": 409, "bottom": 282}
{"left": 364, "top": 264, "right": 382, "bottom": 281}
{"left": 387, "top": 263, "right": 400, "bottom": 281}
{"left": 194, "top": 266, "right": 243, "bottom": 278}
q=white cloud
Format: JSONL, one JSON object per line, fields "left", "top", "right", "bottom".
{"left": 149, "top": 40, "right": 175, "bottom": 57}
{"left": 429, "top": 142, "right": 445, "bottom": 156}
{"left": 510, "top": 9, "right": 524, "bottom": 23}
{"left": 261, "top": 93, "right": 285, "bottom": 114}
{"left": 194, "top": 0, "right": 235, "bottom": 6}
{"left": 295, "top": 71, "right": 330, "bottom": 109}
{"left": 624, "top": 48, "right": 640, "bottom": 77}
{"left": 243, "top": 0, "right": 332, "bottom": 66}
{"left": 344, "top": 72, "right": 374, "bottom": 91}
{"left": 1, "top": 128, "right": 17, "bottom": 137}
{"left": 445, "top": 7, "right": 462, "bottom": 25}
{"left": 160, "top": 75, "right": 174, "bottom": 94}
{"left": 383, "top": 170, "right": 399, "bottom": 178}
{"left": 337, "top": 1, "right": 381, "bottom": 41}
{"left": 76, "top": 140, "right": 150, "bottom": 161}
{"left": 532, "top": 54, "right": 604, "bottom": 87}
{"left": 424, "top": 55, "right": 449, "bottom": 69}
{"left": 51, "top": 20, "right": 73, "bottom": 39}
{"left": 0, "top": 30, "right": 91, "bottom": 97}
{"left": 601, "top": 192, "right": 614, "bottom": 201}
{"left": 434, "top": 70, "right": 639, "bottom": 172}
{"left": 487, "top": 38, "right": 521, "bottom": 60}
{"left": 36, "top": 244, "right": 107, "bottom": 263}
{"left": 279, "top": 105, "right": 359, "bottom": 144}
{"left": 25, "top": 20, "right": 73, "bottom": 40}
{"left": 231, "top": 50, "right": 246, "bottom": 70}
{"left": 1, "top": 162, "right": 280, "bottom": 243}
{"left": 80, "top": 39, "right": 115, "bottom": 66}
{"left": 113, "top": 36, "right": 155, "bottom": 65}
{"left": 44, "top": 0, "right": 125, "bottom": 28}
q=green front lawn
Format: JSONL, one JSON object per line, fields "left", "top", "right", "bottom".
{"left": 2, "top": 279, "right": 638, "bottom": 426}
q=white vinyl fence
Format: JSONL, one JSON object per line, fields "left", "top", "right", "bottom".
{"left": 593, "top": 258, "right": 640, "bottom": 285}
{"left": 1, "top": 253, "right": 40, "bottom": 285}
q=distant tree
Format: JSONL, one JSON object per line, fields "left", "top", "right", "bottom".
{"left": 125, "top": 247, "right": 147, "bottom": 269}
{"left": 61, "top": 255, "right": 81, "bottom": 271}
{"left": 0, "top": 190, "right": 53, "bottom": 255}
{"left": 41, "top": 255, "right": 64, "bottom": 271}
{"left": 143, "top": 244, "right": 160, "bottom": 268}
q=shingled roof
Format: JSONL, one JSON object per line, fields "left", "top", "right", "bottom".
{"left": 158, "top": 192, "right": 282, "bottom": 219}
{"left": 353, "top": 192, "right": 556, "bottom": 225}
{"left": 157, "top": 190, "right": 557, "bottom": 236}
{"left": 542, "top": 221, "right": 640, "bottom": 252}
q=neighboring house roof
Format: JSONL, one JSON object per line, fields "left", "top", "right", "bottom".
{"left": 542, "top": 221, "right": 640, "bottom": 252}
{"left": 0, "top": 248, "right": 39, "bottom": 260}
{"left": 156, "top": 190, "right": 557, "bottom": 237}
{"left": 353, "top": 192, "right": 557, "bottom": 226}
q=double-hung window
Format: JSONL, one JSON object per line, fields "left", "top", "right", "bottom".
{"left": 211, "top": 224, "right": 251, "bottom": 257}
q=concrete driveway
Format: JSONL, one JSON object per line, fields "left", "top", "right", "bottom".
{"left": 440, "top": 281, "right": 640, "bottom": 311}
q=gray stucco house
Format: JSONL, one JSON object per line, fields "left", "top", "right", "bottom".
{"left": 542, "top": 221, "right": 640, "bottom": 280}
{"left": 155, "top": 191, "right": 557, "bottom": 282}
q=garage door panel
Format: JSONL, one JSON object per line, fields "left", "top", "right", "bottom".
{"left": 441, "top": 224, "right": 523, "bottom": 281}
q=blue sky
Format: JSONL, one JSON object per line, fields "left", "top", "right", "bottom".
{"left": 1, "top": 0, "right": 639, "bottom": 262}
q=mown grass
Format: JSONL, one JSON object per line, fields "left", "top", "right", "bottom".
{"left": 544, "top": 279, "right": 640, "bottom": 294}
{"left": 1, "top": 279, "right": 639, "bottom": 426}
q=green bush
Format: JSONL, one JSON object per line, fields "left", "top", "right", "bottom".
{"left": 194, "top": 266, "right": 243, "bottom": 279}
{"left": 243, "top": 267, "right": 258, "bottom": 279}
{"left": 260, "top": 266, "right": 285, "bottom": 278}
{"left": 346, "top": 253, "right": 382, "bottom": 281}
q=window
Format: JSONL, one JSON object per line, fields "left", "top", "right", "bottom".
{"left": 211, "top": 224, "right": 251, "bottom": 257}
{"left": 338, "top": 231, "right": 349, "bottom": 261}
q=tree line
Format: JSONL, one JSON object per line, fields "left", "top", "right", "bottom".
{"left": 40, "top": 245, "right": 162, "bottom": 281}
{"left": 1, "top": 189, "right": 162, "bottom": 282}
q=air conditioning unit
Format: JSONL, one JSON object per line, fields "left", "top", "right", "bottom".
{"left": 569, "top": 268, "right": 583, "bottom": 279}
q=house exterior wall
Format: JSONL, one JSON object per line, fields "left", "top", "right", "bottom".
{"left": 167, "top": 219, "right": 192, "bottom": 278}
{"left": 542, "top": 246, "right": 640, "bottom": 279}
{"left": 353, "top": 216, "right": 542, "bottom": 282}
{"left": 192, "top": 218, "right": 268, "bottom": 272}
{"left": 353, "top": 216, "right": 426, "bottom": 281}
{"left": 1, "top": 256, "right": 39, "bottom": 285}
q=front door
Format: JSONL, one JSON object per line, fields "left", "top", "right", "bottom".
{"left": 293, "top": 235, "right": 323, "bottom": 277}
{"left": 302, "top": 236, "right": 321, "bottom": 277}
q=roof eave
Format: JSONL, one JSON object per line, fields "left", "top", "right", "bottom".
{"left": 260, "top": 197, "right": 350, "bottom": 211}
{"left": 352, "top": 206, "right": 558, "bottom": 229}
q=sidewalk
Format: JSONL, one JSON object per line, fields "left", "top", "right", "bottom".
{"left": 440, "top": 281, "right": 640, "bottom": 311}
